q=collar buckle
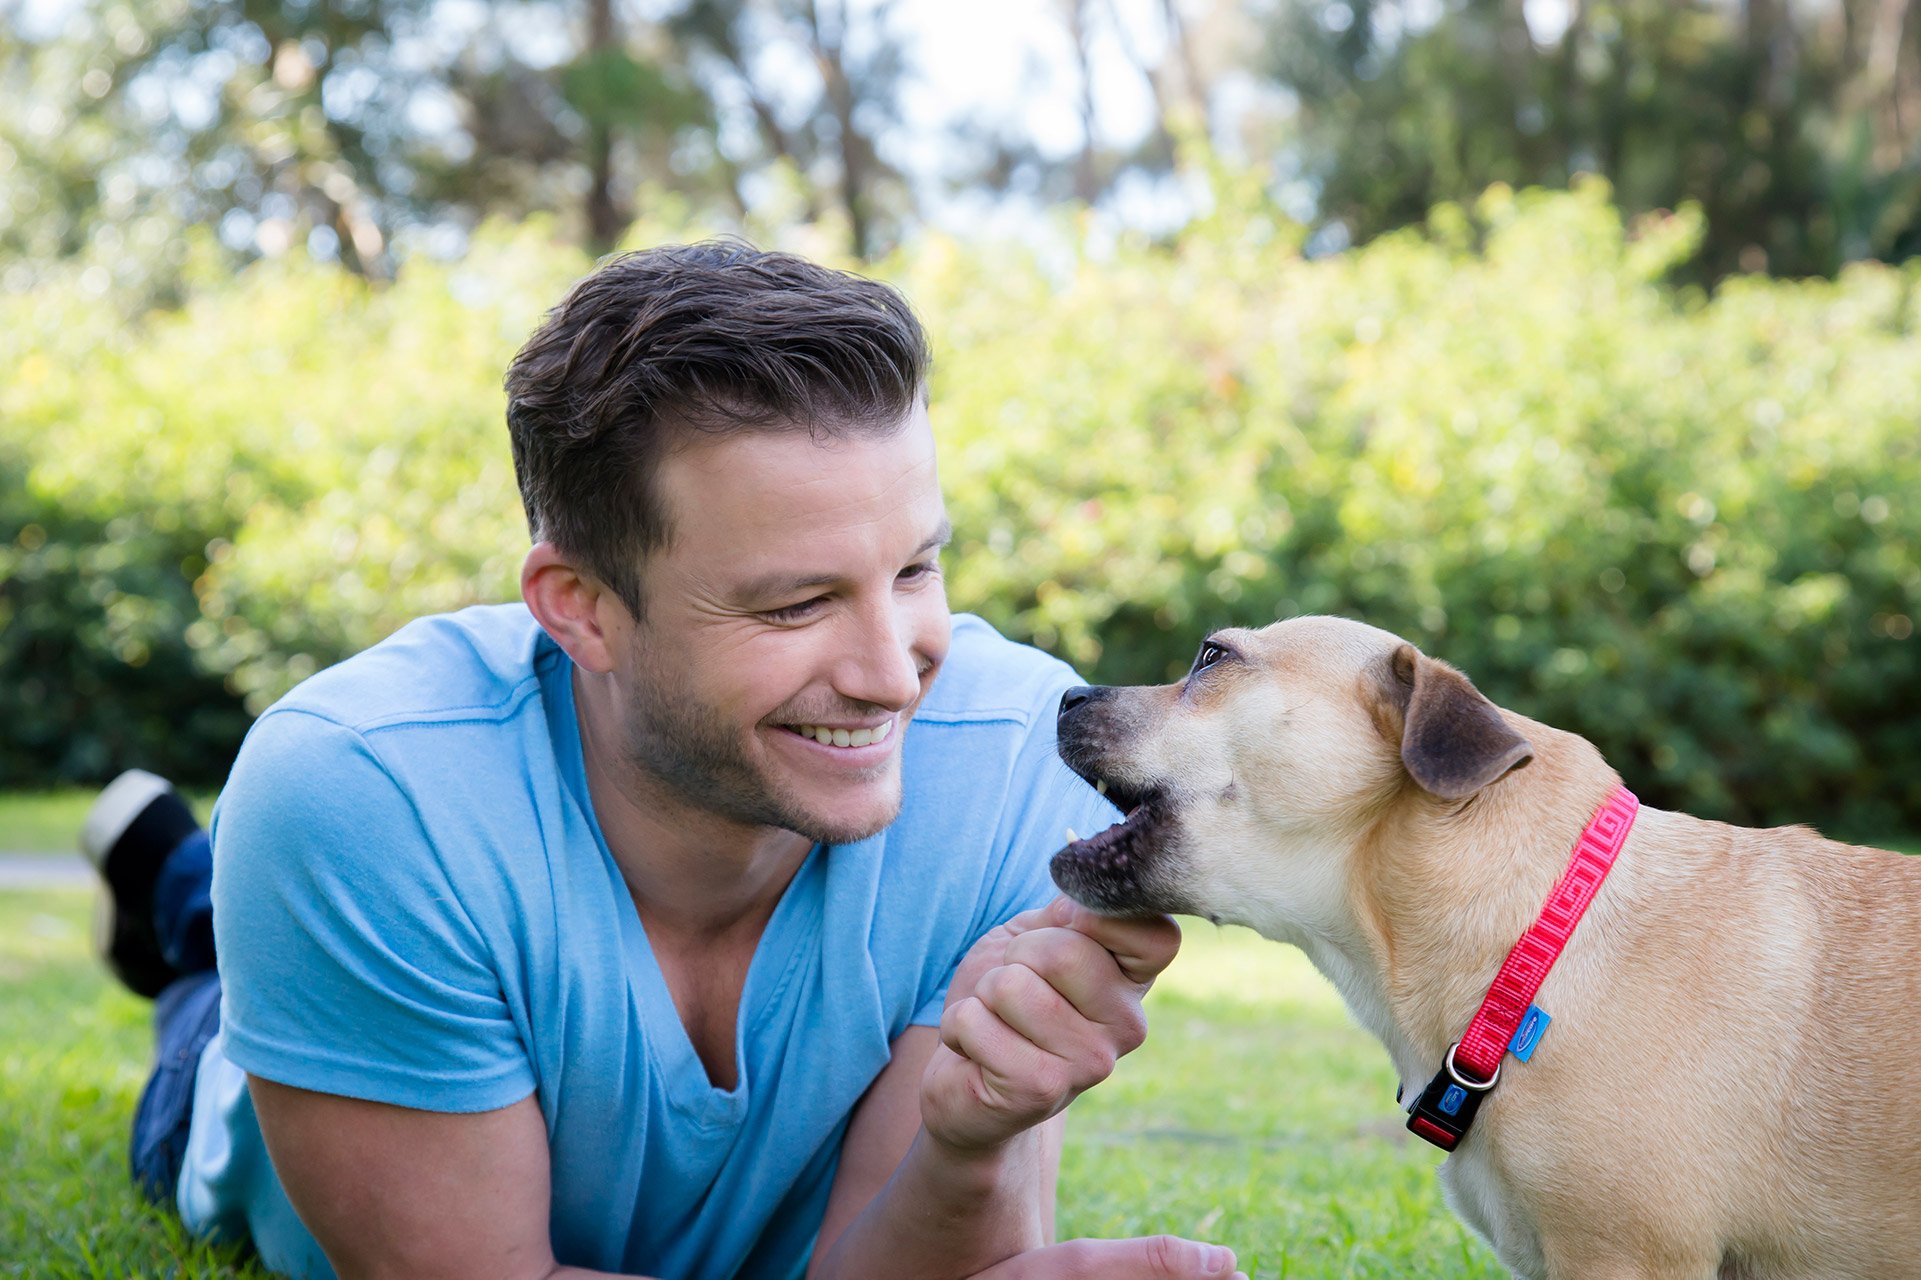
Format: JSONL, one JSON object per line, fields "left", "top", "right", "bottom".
{"left": 1406, "top": 1042, "right": 1499, "bottom": 1151}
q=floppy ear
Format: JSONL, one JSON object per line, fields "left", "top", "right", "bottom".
{"left": 1380, "top": 644, "right": 1534, "bottom": 801}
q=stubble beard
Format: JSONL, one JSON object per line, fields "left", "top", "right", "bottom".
{"left": 618, "top": 677, "right": 904, "bottom": 846}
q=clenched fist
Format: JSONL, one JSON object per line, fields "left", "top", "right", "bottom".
{"left": 921, "top": 895, "right": 1182, "bottom": 1154}
{"left": 978, "top": 1236, "right": 1247, "bottom": 1280}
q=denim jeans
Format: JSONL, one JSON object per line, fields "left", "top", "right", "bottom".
{"left": 128, "top": 829, "right": 222, "bottom": 1206}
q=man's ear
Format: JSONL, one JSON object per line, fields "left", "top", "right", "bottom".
{"left": 1378, "top": 644, "right": 1534, "bottom": 801}
{"left": 521, "top": 542, "right": 627, "bottom": 674}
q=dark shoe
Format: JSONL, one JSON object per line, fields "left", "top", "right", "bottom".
{"left": 79, "top": 770, "right": 200, "bottom": 998}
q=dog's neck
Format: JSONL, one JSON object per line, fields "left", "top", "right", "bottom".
{"left": 1320, "top": 715, "right": 1623, "bottom": 1088}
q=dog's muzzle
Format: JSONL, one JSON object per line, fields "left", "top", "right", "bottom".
{"left": 1052, "top": 686, "right": 1188, "bottom": 915}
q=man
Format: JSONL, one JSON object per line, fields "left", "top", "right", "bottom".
{"left": 81, "top": 242, "right": 1245, "bottom": 1279}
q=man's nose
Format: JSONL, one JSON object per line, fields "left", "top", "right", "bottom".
{"left": 842, "top": 603, "right": 924, "bottom": 710}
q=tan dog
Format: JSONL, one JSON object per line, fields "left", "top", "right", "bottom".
{"left": 1050, "top": 616, "right": 1921, "bottom": 1280}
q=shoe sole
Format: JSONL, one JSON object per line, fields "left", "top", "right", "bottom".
{"left": 79, "top": 770, "right": 195, "bottom": 998}
{"left": 79, "top": 769, "right": 175, "bottom": 869}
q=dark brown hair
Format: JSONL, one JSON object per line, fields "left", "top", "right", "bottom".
{"left": 504, "top": 240, "right": 931, "bottom": 616}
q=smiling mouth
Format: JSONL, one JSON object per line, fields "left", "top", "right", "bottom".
{"left": 781, "top": 719, "right": 894, "bottom": 750}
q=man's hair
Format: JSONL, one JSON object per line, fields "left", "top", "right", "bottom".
{"left": 504, "top": 240, "right": 931, "bottom": 616}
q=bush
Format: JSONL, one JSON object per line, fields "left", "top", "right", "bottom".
{"left": 0, "top": 226, "right": 567, "bottom": 787}
{"left": 4, "top": 183, "right": 1918, "bottom": 835}
{"left": 0, "top": 454, "right": 250, "bottom": 786}
{"left": 0, "top": 263, "right": 257, "bottom": 787}
{"left": 919, "top": 182, "right": 1921, "bottom": 835}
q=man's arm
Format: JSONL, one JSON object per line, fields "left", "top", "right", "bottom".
{"left": 216, "top": 711, "right": 571, "bottom": 1274}
{"left": 807, "top": 899, "right": 1243, "bottom": 1280}
{"left": 252, "top": 900, "right": 1240, "bottom": 1280}
{"left": 807, "top": 1026, "right": 1061, "bottom": 1279}
{"left": 249, "top": 1078, "right": 635, "bottom": 1280}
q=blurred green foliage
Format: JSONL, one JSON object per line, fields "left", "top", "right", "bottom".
{"left": 3, "top": 181, "right": 1918, "bottom": 834}
{"left": 1261, "top": 0, "right": 1921, "bottom": 280}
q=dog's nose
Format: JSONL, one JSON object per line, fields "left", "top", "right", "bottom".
{"left": 1058, "top": 686, "right": 1096, "bottom": 720}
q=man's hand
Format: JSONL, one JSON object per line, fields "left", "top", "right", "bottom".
{"left": 922, "top": 896, "right": 1181, "bottom": 1154}
{"left": 811, "top": 899, "right": 1233, "bottom": 1280}
{"left": 975, "top": 1237, "right": 1247, "bottom": 1280}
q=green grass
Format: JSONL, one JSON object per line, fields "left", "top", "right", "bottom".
{"left": 0, "top": 889, "right": 1496, "bottom": 1280}
{"left": 3, "top": 809, "right": 1915, "bottom": 1278}
{"left": 0, "top": 789, "right": 217, "bottom": 854}
{"left": 0, "top": 889, "right": 270, "bottom": 1279}
{"left": 1057, "top": 921, "right": 1501, "bottom": 1278}
{"left": 0, "top": 792, "right": 98, "bottom": 854}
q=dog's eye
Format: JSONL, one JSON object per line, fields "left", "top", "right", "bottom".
{"left": 1193, "top": 641, "right": 1227, "bottom": 673}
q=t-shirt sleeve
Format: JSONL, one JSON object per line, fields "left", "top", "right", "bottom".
{"left": 909, "top": 702, "right": 1120, "bottom": 1027}
{"left": 210, "top": 708, "right": 535, "bottom": 1113}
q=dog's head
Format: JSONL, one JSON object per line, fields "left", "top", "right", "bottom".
{"left": 1051, "top": 616, "right": 1533, "bottom": 933}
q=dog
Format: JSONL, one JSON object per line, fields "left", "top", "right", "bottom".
{"left": 1050, "top": 615, "right": 1921, "bottom": 1280}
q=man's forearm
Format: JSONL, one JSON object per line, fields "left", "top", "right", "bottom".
{"left": 811, "top": 1124, "right": 1054, "bottom": 1280}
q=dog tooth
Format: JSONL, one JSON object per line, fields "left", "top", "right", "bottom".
{"left": 1096, "top": 779, "right": 1107, "bottom": 796}
{"left": 1065, "top": 826, "right": 1080, "bottom": 843}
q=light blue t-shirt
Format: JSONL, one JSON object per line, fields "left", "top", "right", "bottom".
{"left": 178, "top": 604, "right": 1116, "bottom": 1279}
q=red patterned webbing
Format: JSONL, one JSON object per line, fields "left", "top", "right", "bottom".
{"left": 1453, "top": 786, "right": 1640, "bottom": 1081}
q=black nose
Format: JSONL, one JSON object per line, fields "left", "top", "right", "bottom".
{"left": 1058, "top": 686, "right": 1096, "bottom": 720}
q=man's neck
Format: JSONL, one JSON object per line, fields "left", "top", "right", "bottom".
{"left": 573, "top": 671, "right": 814, "bottom": 943}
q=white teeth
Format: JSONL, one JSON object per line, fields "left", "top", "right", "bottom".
{"left": 1065, "top": 827, "right": 1080, "bottom": 843}
{"left": 792, "top": 720, "right": 895, "bottom": 749}
{"left": 1096, "top": 780, "right": 1107, "bottom": 796}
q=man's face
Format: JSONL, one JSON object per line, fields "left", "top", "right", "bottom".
{"left": 613, "top": 406, "right": 951, "bottom": 844}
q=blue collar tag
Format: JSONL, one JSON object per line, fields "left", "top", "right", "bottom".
{"left": 1507, "top": 1005, "right": 1551, "bottom": 1062}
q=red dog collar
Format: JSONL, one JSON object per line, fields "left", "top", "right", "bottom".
{"left": 1407, "top": 785, "right": 1640, "bottom": 1151}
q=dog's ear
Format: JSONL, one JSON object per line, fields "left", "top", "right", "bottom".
{"left": 1377, "top": 644, "right": 1534, "bottom": 801}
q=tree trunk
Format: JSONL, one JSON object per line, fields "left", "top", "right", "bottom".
{"left": 584, "top": 0, "right": 623, "bottom": 254}
{"left": 805, "top": 0, "right": 875, "bottom": 257}
{"left": 1159, "top": 0, "right": 1212, "bottom": 138}
{"left": 1862, "top": 0, "right": 1914, "bottom": 157}
{"left": 1068, "top": 0, "right": 1101, "bottom": 203}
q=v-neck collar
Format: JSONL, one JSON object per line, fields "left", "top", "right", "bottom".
{"left": 547, "top": 651, "right": 826, "bottom": 1128}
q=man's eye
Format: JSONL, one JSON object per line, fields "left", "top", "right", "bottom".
{"left": 1193, "top": 642, "right": 1227, "bottom": 672}
{"left": 899, "top": 560, "right": 939, "bottom": 582}
{"left": 764, "top": 597, "right": 826, "bottom": 622}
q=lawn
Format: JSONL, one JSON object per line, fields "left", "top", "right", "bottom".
{"left": 0, "top": 889, "right": 268, "bottom": 1280}
{"left": 0, "top": 792, "right": 100, "bottom": 854}
{"left": 0, "top": 888, "right": 1498, "bottom": 1280}
{"left": 0, "top": 790, "right": 218, "bottom": 855}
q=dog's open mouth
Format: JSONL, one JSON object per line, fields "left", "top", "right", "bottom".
{"left": 1050, "top": 780, "right": 1178, "bottom": 915}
